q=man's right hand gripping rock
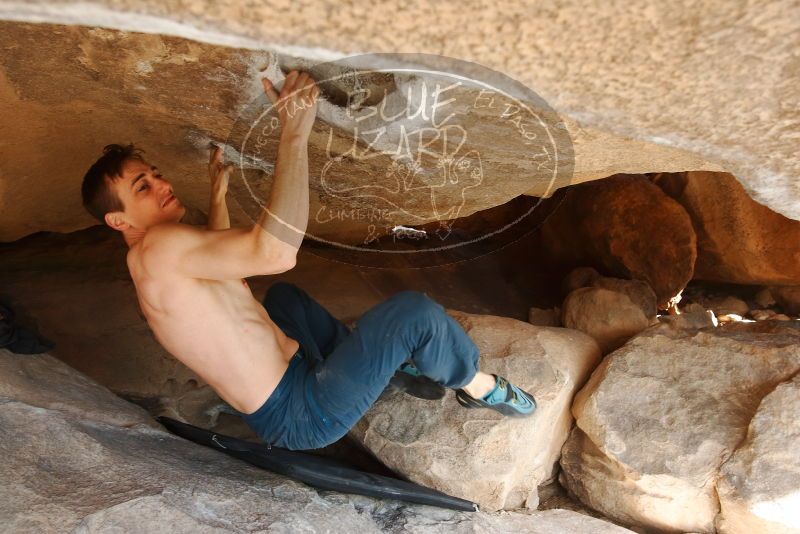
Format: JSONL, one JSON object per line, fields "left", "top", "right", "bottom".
{"left": 261, "top": 70, "right": 320, "bottom": 141}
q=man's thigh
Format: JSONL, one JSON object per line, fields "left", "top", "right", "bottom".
{"left": 309, "top": 330, "right": 401, "bottom": 431}
{"left": 309, "top": 290, "right": 434, "bottom": 429}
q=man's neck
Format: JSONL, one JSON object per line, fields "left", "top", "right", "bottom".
{"left": 122, "top": 227, "right": 148, "bottom": 249}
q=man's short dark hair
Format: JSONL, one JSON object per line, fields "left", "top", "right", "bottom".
{"left": 81, "top": 143, "right": 146, "bottom": 223}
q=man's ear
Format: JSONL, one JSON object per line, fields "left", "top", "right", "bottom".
{"left": 104, "top": 211, "right": 129, "bottom": 232}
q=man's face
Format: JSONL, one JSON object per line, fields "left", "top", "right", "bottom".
{"left": 108, "top": 157, "right": 185, "bottom": 231}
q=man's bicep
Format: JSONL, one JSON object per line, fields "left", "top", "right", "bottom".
{"left": 142, "top": 224, "right": 293, "bottom": 280}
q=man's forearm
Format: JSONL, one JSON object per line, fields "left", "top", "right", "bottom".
{"left": 253, "top": 132, "right": 310, "bottom": 258}
{"left": 208, "top": 191, "right": 231, "bottom": 230}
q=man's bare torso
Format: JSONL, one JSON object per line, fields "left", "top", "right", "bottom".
{"left": 127, "top": 236, "right": 299, "bottom": 414}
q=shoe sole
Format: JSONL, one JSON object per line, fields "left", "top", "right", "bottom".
{"left": 455, "top": 389, "right": 536, "bottom": 418}
{"left": 388, "top": 372, "right": 446, "bottom": 400}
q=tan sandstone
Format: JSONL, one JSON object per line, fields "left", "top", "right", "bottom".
{"left": 540, "top": 174, "right": 696, "bottom": 309}
{"left": 3, "top": 1, "right": 800, "bottom": 243}
{"left": 561, "top": 287, "right": 651, "bottom": 354}
{"left": 716, "top": 373, "right": 800, "bottom": 534}
{"left": 658, "top": 171, "right": 800, "bottom": 285}
{"left": 560, "top": 322, "right": 800, "bottom": 533}
{"left": 770, "top": 285, "right": 800, "bottom": 316}
{"left": 562, "top": 268, "right": 658, "bottom": 320}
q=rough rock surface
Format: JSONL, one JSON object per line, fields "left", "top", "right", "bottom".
{"left": 527, "top": 307, "right": 560, "bottom": 327}
{"left": 560, "top": 322, "right": 800, "bottom": 533}
{"left": 658, "top": 302, "right": 718, "bottom": 331}
{"left": 3, "top": 1, "right": 800, "bottom": 241}
{"left": 562, "top": 267, "right": 602, "bottom": 295}
{"left": 350, "top": 310, "right": 602, "bottom": 512}
{"left": 755, "top": 288, "right": 777, "bottom": 309}
{"left": 0, "top": 348, "right": 634, "bottom": 533}
{"left": 540, "top": 174, "right": 696, "bottom": 309}
{"left": 706, "top": 295, "right": 750, "bottom": 317}
{"left": 562, "top": 267, "right": 658, "bottom": 320}
{"left": 750, "top": 309, "right": 777, "bottom": 321}
{"left": 588, "top": 278, "right": 658, "bottom": 320}
{"left": 0, "top": 20, "right": 717, "bottom": 245}
{"left": 2, "top": 0, "right": 797, "bottom": 233}
{"left": 561, "top": 287, "right": 651, "bottom": 354}
{"left": 0, "top": 21, "right": 574, "bottom": 246}
{"left": 716, "top": 373, "right": 800, "bottom": 534}
{"left": 659, "top": 171, "right": 800, "bottom": 285}
{"left": 770, "top": 285, "right": 800, "bottom": 315}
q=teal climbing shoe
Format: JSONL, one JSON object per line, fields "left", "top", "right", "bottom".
{"left": 387, "top": 361, "right": 446, "bottom": 400}
{"left": 455, "top": 375, "right": 536, "bottom": 418}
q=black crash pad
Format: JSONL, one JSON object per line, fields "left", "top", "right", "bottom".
{"left": 156, "top": 416, "right": 477, "bottom": 512}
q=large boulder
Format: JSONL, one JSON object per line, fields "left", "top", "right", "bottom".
{"left": 658, "top": 171, "right": 800, "bottom": 285}
{"left": 657, "top": 302, "right": 718, "bottom": 331}
{"left": 540, "top": 174, "right": 696, "bottom": 309}
{"left": 561, "top": 287, "right": 651, "bottom": 354}
{"left": 559, "top": 268, "right": 659, "bottom": 352}
{"left": 704, "top": 295, "right": 750, "bottom": 317}
{"left": 562, "top": 267, "right": 658, "bottom": 320}
{"left": 0, "top": 19, "right": 705, "bottom": 248}
{"left": 350, "top": 310, "right": 602, "bottom": 512}
{"left": 0, "top": 348, "right": 633, "bottom": 533}
{"left": 716, "top": 373, "right": 800, "bottom": 534}
{"left": 770, "top": 285, "right": 800, "bottom": 315}
{"left": 559, "top": 322, "right": 800, "bottom": 533}
{"left": 2, "top": 0, "right": 800, "bottom": 245}
{"left": 528, "top": 307, "right": 561, "bottom": 327}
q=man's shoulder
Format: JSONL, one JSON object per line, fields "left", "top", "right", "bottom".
{"left": 144, "top": 221, "right": 191, "bottom": 240}
{"left": 139, "top": 222, "right": 198, "bottom": 269}
{"left": 142, "top": 222, "right": 202, "bottom": 249}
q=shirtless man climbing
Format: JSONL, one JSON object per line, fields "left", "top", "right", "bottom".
{"left": 80, "top": 69, "right": 536, "bottom": 451}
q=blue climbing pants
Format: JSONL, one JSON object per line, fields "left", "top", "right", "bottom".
{"left": 236, "top": 282, "right": 481, "bottom": 450}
